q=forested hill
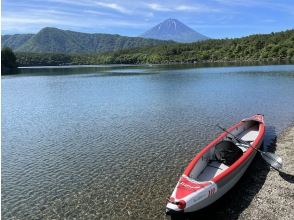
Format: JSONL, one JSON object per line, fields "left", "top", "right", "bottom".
{"left": 1, "top": 27, "right": 173, "bottom": 54}
{"left": 16, "top": 29, "right": 294, "bottom": 66}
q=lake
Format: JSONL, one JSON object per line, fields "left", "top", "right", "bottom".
{"left": 2, "top": 64, "right": 294, "bottom": 219}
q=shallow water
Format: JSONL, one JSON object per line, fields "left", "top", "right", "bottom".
{"left": 2, "top": 64, "right": 294, "bottom": 219}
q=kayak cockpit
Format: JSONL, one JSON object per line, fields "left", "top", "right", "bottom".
{"left": 188, "top": 122, "right": 260, "bottom": 182}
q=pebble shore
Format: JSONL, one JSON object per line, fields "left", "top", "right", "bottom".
{"left": 238, "top": 125, "right": 294, "bottom": 220}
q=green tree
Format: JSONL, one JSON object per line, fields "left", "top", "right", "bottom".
{"left": 1, "top": 47, "right": 17, "bottom": 72}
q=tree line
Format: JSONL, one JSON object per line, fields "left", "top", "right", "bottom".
{"left": 11, "top": 29, "right": 294, "bottom": 67}
{"left": 1, "top": 47, "right": 17, "bottom": 74}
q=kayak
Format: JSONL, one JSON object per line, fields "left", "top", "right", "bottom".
{"left": 166, "top": 114, "right": 265, "bottom": 214}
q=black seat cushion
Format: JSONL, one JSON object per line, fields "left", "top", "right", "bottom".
{"left": 215, "top": 140, "right": 243, "bottom": 166}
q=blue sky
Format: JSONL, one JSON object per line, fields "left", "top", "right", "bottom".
{"left": 2, "top": 0, "right": 294, "bottom": 38}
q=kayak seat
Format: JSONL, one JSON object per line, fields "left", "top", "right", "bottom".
{"left": 215, "top": 140, "right": 243, "bottom": 166}
{"left": 238, "top": 125, "right": 259, "bottom": 142}
{"left": 197, "top": 161, "right": 229, "bottom": 181}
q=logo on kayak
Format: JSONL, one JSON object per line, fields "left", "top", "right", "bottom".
{"left": 179, "top": 181, "right": 201, "bottom": 190}
{"left": 208, "top": 187, "right": 216, "bottom": 196}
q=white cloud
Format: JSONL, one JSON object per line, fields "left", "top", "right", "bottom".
{"left": 39, "top": 0, "right": 131, "bottom": 14}
{"left": 215, "top": 0, "right": 294, "bottom": 15}
{"left": 27, "top": 8, "right": 77, "bottom": 16}
{"left": 176, "top": 5, "right": 220, "bottom": 12}
{"left": 3, "top": 17, "right": 58, "bottom": 25}
{"left": 146, "top": 2, "right": 220, "bottom": 13}
{"left": 96, "top": 2, "right": 131, "bottom": 14}
{"left": 146, "top": 3, "right": 171, "bottom": 12}
{"left": 214, "top": 0, "right": 261, "bottom": 6}
{"left": 176, "top": 5, "right": 192, "bottom": 11}
{"left": 44, "top": 0, "right": 94, "bottom": 7}
{"left": 1, "top": 13, "right": 150, "bottom": 35}
{"left": 83, "top": 9, "right": 121, "bottom": 17}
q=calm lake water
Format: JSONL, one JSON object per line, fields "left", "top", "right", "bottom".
{"left": 2, "top": 64, "right": 294, "bottom": 219}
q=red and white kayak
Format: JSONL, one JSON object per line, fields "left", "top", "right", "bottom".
{"left": 166, "top": 114, "right": 265, "bottom": 214}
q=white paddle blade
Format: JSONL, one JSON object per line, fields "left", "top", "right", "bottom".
{"left": 261, "top": 152, "right": 283, "bottom": 170}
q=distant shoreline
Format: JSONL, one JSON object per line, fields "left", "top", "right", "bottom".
{"left": 17, "top": 60, "right": 294, "bottom": 69}
{"left": 18, "top": 64, "right": 141, "bottom": 69}
{"left": 3, "top": 60, "right": 293, "bottom": 76}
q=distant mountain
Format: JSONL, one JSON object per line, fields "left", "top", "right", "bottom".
{"left": 2, "top": 34, "right": 34, "bottom": 49}
{"left": 1, "top": 27, "right": 173, "bottom": 54}
{"left": 140, "top": 18, "right": 209, "bottom": 43}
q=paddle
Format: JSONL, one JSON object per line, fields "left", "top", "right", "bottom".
{"left": 216, "top": 124, "right": 283, "bottom": 171}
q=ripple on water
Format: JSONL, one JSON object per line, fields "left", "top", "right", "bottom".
{"left": 2, "top": 64, "right": 294, "bottom": 219}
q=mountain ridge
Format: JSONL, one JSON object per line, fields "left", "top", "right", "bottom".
{"left": 1, "top": 27, "right": 173, "bottom": 54}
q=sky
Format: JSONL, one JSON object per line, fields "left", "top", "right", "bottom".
{"left": 1, "top": 0, "right": 294, "bottom": 38}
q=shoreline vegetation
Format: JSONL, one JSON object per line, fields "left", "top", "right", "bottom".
{"left": 1, "top": 47, "right": 18, "bottom": 74}
{"left": 13, "top": 29, "right": 294, "bottom": 68}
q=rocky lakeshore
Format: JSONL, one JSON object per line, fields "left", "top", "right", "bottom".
{"left": 237, "top": 125, "right": 294, "bottom": 220}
